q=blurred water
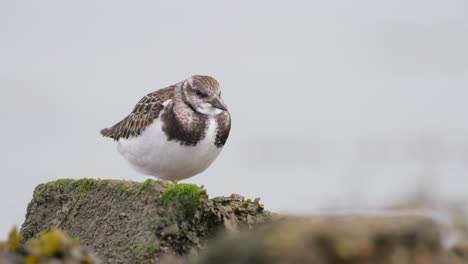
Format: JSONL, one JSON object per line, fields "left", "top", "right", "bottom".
{"left": 0, "top": 0, "right": 467, "bottom": 239}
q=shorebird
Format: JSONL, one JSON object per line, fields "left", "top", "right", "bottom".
{"left": 101, "top": 75, "right": 231, "bottom": 182}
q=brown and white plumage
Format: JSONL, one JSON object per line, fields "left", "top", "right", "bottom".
{"left": 100, "top": 75, "right": 231, "bottom": 181}
{"left": 100, "top": 87, "right": 173, "bottom": 140}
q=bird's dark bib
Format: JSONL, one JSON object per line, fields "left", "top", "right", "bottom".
{"left": 215, "top": 112, "right": 231, "bottom": 147}
{"left": 161, "top": 106, "right": 208, "bottom": 146}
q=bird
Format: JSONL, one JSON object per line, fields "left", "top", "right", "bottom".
{"left": 100, "top": 75, "right": 231, "bottom": 182}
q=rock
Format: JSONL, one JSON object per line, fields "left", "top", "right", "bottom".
{"left": 193, "top": 215, "right": 444, "bottom": 264}
{"left": 17, "top": 178, "right": 468, "bottom": 264}
{"left": 0, "top": 227, "right": 99, "bottom": 264}
{"left": 20, "top": 179, "right": 273, "bottom": 264}
{"left": 449, "top": 241, "right": 468, "bottom": 264}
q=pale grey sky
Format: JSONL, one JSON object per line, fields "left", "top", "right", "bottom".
{"left": 1, "top": 0, "right": 467, "bottom": 238}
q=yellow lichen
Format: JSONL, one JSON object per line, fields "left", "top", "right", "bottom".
{"left": 33, "top": 229, "right": 72, "bottom": 257}
{"left": 7, "top": 226, "right": 21, "bottom": 252}
{"left": 1, "top": 227, "right": 96, "bottom": 264}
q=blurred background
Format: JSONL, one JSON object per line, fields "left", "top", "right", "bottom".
{"left": 1, "top": 0, "right": 467, "bottom": 239}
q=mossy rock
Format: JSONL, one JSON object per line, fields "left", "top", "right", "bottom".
{"left": 21, "top": 178, "right": 273, "bottom": 264}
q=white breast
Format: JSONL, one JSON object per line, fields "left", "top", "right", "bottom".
{"left": 116, "top": 116, "right": 222, "bottom": 181}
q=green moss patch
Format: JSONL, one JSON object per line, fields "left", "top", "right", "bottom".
{"left": 73, "top": 178, "right": 98, "bottom": 195}
{"left": 137, "top": 179, "right": 154, "bottom": 196}
{"left": 33, "top": 178, "right": 101, "bottom": 202}
{"left": 162, "top": 184, "right": 204, "bottom": 218}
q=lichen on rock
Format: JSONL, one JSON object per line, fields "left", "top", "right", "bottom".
{"left": 0, "top": 226, "right": 99, "bottom": 264}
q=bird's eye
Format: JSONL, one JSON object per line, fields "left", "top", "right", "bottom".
{"left": 195, "top": 90, "right": 203, "bottom": 96}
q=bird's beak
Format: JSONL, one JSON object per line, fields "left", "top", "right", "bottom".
{"left": 209, "top": 97, "right": 228, "bottom": 111}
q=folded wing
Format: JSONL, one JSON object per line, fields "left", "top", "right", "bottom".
{"left": 100, "top": 87, "right": 173, "bottom": 141}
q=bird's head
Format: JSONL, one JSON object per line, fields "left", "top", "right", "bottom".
{"left": 182, "top": 75, "right": 228, "bottom": 116}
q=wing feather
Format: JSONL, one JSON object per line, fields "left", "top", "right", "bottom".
{"left": 100, "top": 87, "right": 174, "bottom": 141}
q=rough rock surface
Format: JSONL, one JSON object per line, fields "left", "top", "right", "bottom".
{"left": 20, "top": 179, "right": 273, "bottom": 264}
{"left": 17, "top": 178, "right": 468, "bottom": 264}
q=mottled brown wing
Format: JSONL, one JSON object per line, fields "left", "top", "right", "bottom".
{"left": 100, "top": 87, "right": 174, "bottom": 141}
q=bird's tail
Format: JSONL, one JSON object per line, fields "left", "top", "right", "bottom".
{"left": 100, "top": 128, "right": 112, "bottom": 137}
